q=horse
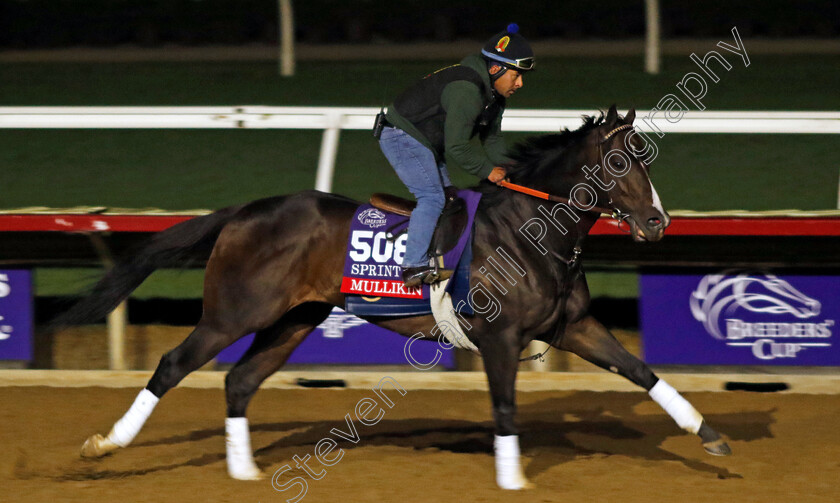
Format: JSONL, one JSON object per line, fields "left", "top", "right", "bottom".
{"left": 62, "top": 105, "right": 731, "bottom": 491}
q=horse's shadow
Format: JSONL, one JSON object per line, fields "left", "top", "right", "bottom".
{"left": 64, "top": 391, "right": 774, "bottom": 481}
{"left": 516, "top": 393, "right": 773, "bottom": 480}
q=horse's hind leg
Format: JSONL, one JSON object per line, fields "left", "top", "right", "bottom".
{"left": 80, "top": 321, "right": 243, "bottom": 458}
{"left": 223, "top": 303, "right": 332, "bottom": 480}
{"left": 556, "top": 315, "right": 731, "bottom": 456}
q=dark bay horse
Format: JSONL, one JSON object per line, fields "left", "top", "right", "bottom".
{"left": 66, "top": 106, "right": 730, "bottom": 490}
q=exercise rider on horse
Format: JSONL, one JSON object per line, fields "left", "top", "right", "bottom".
{"left": 378, "top": 24, "right": 535, "bottom": 287}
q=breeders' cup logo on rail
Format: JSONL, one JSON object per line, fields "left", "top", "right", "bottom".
{"left": 689, "top": 273, "right": 821, "bottom": 339}
{"left": 689, "top": 272, "right": 834, "bottom": 360}
{"left": 0, "top": 316, "right": 11, "bottom": 341}
{"left": 0, "top": 274, "right": 11, "bottom": 341}
{"left": 357, "top": 208, "right": 387, "bottom": 229}
{"left": 0, "top": 273, "right": 10, "bottom": 298}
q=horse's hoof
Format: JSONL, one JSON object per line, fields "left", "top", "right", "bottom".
{"left": 497, "top": 478, "right": 533, "bottom": 490}
{"left": 496, "top": 468, "right": 533, "bottom": 490}
{"left": 698, "top": 422, "right": 732, "bottom": 456}
{"left": 226, "top": 455, "right": 264, "bottom": 481}
{"left": 80, "top": 433, "right": 120, "bottom": 458}
{"left": 229, "top": 466, "right": 264, "bottom": 481}
{"left": 703, "top": 438, "right": 733, "bottom": 456}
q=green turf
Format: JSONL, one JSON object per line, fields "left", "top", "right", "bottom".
{"left": 2, "top": 130, "right": 835, "bottom": 211}
{"left": 3, "top": 55, "right": 837, "bottom": 299}
{"left": 1, "top": 129, "right": 324, "bottom": 209}
{"left": 35, "top": 268, "right": 205, "bottom": 299}
{"left": 35, "top": 268, "right": 639, "bottom": 301}
{"left": 583, "top": 269, "right": 639, "bottom": 298}
{"left": 3, "top": 55, "right": 839, "bottom": 109}
{"left": 3, "top": 55, "right": 837, "bottom": 210}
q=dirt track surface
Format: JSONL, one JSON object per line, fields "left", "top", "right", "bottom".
{"left": 2, "top": 386, "right": 839, "bottom": 503}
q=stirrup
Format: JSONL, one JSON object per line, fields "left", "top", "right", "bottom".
{"left": 423, "top": 268, "right": 453, "bottom": 285}
{"left": 402, "top": 266, "right": 435, "bottom": 288}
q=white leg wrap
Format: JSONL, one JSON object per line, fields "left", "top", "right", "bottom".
{"left": 107, "top": 388, "right": 159, "bottom": 447}
{"left": 649, "top": 379, "right": 703, "bottom": 434}
{"left": 494, "top": 435, "right": 530, "bottom": 490}
{"left": 225, "top": 417, "right": 263, "bottom": 480}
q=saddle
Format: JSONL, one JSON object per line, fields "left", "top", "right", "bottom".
{"left": 370, "top": 187, "right": 468, "bottom": 257}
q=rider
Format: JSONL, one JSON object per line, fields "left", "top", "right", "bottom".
{"left": 378, "top": 23, "right": 535, "bottom": 287}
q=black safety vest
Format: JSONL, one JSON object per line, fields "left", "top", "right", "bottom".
{"left": 392, "top": 64, "right": 505, "bottom": 158}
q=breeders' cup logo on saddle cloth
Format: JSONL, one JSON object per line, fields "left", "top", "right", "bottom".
{"left": 689, "top": 271, "right": 834, "bottom": 360}
{"left": 495, "top": 36, "right": 510, "bottom": 52}
{"left": 357, "top": 208, "right": 387, "bottom": 229}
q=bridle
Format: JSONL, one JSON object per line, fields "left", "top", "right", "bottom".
{"left": 597, "top": 123, "right": 635, "bottom": 229}
{"left": 500, "top": 123, "right": 635, "bottom": 231}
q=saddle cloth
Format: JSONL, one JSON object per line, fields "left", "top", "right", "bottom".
{"left": 341, "top": 189, "right": 482, "bottom": 317}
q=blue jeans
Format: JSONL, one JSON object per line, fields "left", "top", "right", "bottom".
{"left": 379, "top": 127, "right": 451, "bottom": 268}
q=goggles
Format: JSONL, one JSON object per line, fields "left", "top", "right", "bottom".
{"left": 481, "top": 49, "right": 536, "bottom": 71}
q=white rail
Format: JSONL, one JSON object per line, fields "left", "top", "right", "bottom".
{"left": 2, "top": 106, "right": 840, "bottom": 193}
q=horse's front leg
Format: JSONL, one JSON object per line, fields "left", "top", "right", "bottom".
{"left": 556, "top": 315, "right": 732, "bottom": 456}
{"left": 481, "top": 328, "right": 533, "bottom": 490}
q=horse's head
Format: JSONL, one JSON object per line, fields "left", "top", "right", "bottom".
{"left": 504, "top": 106, "right": 670, "bottom": 243}
{"left": 588, "top": 105, "right": 670, "bottom": 242}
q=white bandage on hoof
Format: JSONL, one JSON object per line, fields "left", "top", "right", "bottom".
{"left": 494, "top": 435, "right": 531, "bottom": 490}
{"left": 649, "top": 379, "right": 703, "bottom": 434}
{"left": 108, "top": 388, "right": 160, "bottom": 447}
{"left": 226, "top": 417, "right": 263, "bottom": 480}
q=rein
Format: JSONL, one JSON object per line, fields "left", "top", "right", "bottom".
{"left": 498, "top": 180, "right": 614, "bottom": 215}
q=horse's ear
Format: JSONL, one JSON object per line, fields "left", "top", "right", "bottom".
{"left": 605, "top": 105, "right": 618, "bottom": 127}
{"left": 625, "top": 108, "right": 636, "bottom": 125}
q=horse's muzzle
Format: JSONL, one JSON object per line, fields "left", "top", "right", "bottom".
{"left": 632, "top": 210, "right": 669, "bottom": 242}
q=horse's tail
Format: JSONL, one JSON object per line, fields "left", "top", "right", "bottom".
{"left": 49, "top": 204, "right": 244, "bottom": 329}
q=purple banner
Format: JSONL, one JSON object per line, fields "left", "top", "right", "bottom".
{"left": 641, "top": 271, "right": 840, "bottom": 365}
{"left": 0, "top": 270, "right": 33, "bottom": 361}
{"left": 217, "top": 308, "right": 454, "bottom": 368}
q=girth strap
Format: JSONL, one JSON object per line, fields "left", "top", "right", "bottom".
{"left": 518, "top": 237, "right": 584, "bottom": 363}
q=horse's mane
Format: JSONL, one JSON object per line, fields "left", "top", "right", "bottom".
{"left": 508, "top": 113, "right": 604, "bottom": 180}
{"left": 475, "top": 113, "right": 606, "bottom": 200}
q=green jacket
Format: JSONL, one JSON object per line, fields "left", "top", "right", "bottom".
{"left": 386, "top": 54, "right": 510, "bottom": 179}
